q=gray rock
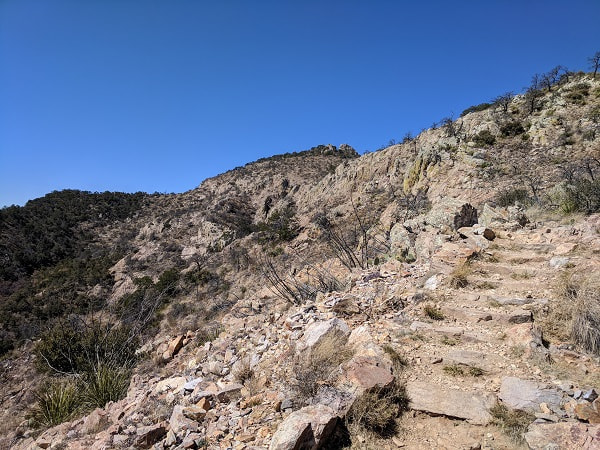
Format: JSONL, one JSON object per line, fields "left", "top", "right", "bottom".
{"left": 406, "top": 381, "right": 496, "bottom": 424}
{"left": 499, "top": 377, "right": 563, "bottom": 412}
{"left": 444, "top": 350, "right": 497, "bottom": 372}
{"left": 549, "top": 256, "right": 570, "bottom": 268}
{"left": 183, "top": 377, "right": 203, "bottom": 392}
{"left": 583, "top": 389, "right": 598, "bottom": 402}
{"left": 269, "top": 404, "right": 339, "bottom": 450}
{"left": 298, "top": 318, "right": 351, "bottom": 353}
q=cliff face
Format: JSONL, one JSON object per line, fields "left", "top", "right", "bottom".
{"left": 2, "top": 74, "right": 600, "bottom": 449}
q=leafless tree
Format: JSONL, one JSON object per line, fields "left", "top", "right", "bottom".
{"left": 493, "top": 92, "right": 514, "bottom": 114}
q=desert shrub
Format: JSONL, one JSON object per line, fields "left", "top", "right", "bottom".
{"left": 80, "top": 364, "right": 130, "bottom": 409}
{"left": 500, "top": 121, "right": 526, "bottom": 137}
{"left": 289, "top": 338, "right": 353, "bottom": 406}
{"left": 460, "top": 102, "right": 492, "bottom": 117}
{"left": 28, "top": 379, "right": 82, "bottom": 428}
{"left": 564, "top": 82, "right": 590, "bottom": 104}
{"left": 423, "top": 304, "right": 444, "bottom": 321}
{"left": 382, "top": 345, "right": 408, "bottom": 373}
{"left": 258, "top": 205, "right": 299, "bottom": 243}
{"left": 560, "top": 178, "right": 600, "bottom": 214}
{"left": 448, "top": 262, "right": 471, "bottom": 288}
{"left": 35, "top": 318, "right": 137, "bottom": 375}
{"left": 490, "top": 402, "right": 535, "bottom": 443}
{"left": 572, "top": 278, "right": 600, "bottom": 355}
{"left": 495, "top": 187, "right": 531, "bottom": 207}
{"left": 346, "top": 379, "right": 410, "bottom": 435}
{"left": 472, "top": 129, "right": 496, "bottom": 147}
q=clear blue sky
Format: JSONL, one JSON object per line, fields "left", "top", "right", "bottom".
{"left": 1, "top": 1, "right": 599, "bottom": 207}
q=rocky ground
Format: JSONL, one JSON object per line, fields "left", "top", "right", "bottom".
{"left": 7, "top": 206, "right": 600, "bottom": 450}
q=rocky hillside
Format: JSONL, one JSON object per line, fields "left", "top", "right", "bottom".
{"left": 1, "top": 71, "right": 600, "bottom": 449}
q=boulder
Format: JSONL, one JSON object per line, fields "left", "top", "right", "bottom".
{"left": 269, "top": 404, "right": 339, "bottom": 450}
{"left": 524, "top": 422, "right": 600, "bottom": 449}
{"left": 406, "top": 381, "right": 495, "bottom": 424}
{"left": 499, "top": 377, "right": 563, "bottom": 412}
{"left": 298, "top": 318, "right": 351, "bottom": 353}
{"left": 162, "top": 335, "right": 185, "bottom": 360}
{"left": 82, "top": 408, "right": 110, "bottom": 435}
{"left": 425, "top": 198, "right": 478, "bottom": 231}
{"left": 135, "top": 422, "right": 167, "bottom": 449}
{"left": 339, "top": 355, "right": 394, "bottom": 394}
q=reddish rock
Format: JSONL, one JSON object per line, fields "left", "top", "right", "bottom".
{"left": 135, "top": 422, "right": 167, "bottom": 449}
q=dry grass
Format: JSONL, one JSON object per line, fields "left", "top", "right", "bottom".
{"left": 346, "top": 378, "right": 410, "bottom": 436}
{"left": 448, "top": 262, "right": 471, "bottom": 288}
{"left": 289, "top": 337, "right": 354, "bottom": 406}
{"left": 510, "top": 271, "right": 534, "bottom": 280}
{"left": 572, "top": 277, "right": 600, "bottom": 355}
{"left": 443, "top": 364, "right": 485, "bottom": 377}
{"left": 490, "top": 402, "right": 535, "bottom": 444}
{"left": 423, "top": 304, "right": 444, "bottom": 321}
{"left": 233, "top": 357, "right": 254, "bottom": 384}
{"left": 382, "top": 345, "right": 409, "bottom": 373}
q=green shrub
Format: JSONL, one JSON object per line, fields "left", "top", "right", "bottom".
{"left": 500, "top": 121, "right": 526, "bottom": 137}
{"left": 28, "top": 379, "right": 82, "bottom": 428}
{"left": 560, "top": 179, "right": 600, "bottom": 214}
{"left": 564, "top": 83, "right": 590, "bottom": 104}
{"left": 35, "top": 318, "right": 137, "bottom": 375}
{"left": 472, "top": 129, "right": 496, "bottom": 147}
{"left": 460, "top": 102, "right": 492, "bottom": 117}
{"left": 80, "top": 365, "right": 130, "bottom": 409}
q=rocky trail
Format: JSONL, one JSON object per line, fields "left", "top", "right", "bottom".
{"left": 14, "top": 211, "right": 600, "bottom": 450}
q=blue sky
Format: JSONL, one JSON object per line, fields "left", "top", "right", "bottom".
{"left": 1, "top": 1, "right": 599, "bottom": 207}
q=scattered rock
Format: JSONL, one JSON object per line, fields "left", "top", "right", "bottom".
{"left": 524, "top": 422, "right": 600, "bottom": 449}
{"left": 298, "top": 318, "right": 351, "bottom": 353}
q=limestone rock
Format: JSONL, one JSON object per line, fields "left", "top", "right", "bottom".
{"left": 499, "top": 377, "right": 563, "bottom": 412}
{"left": 269, "top": 404, "right": 339, "bottom": 450}
{"left": 406, "top": 381, "right": 495, "bottom": 424}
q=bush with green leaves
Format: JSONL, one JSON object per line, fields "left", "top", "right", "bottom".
{"left": 28, "top": 379, "right": 82, "bottom": 428}
{"left": 472, "top": 129, "right": 496, "bottom": 147}
{"left": 460, "top": 102, "right": 492, "bottom": 117}
{"left": 35, "top": 318, "right": 137, "bottom": 375}
{"left": 500, "top": 121, "right": 526, "bottom": 137}
{"left": 559, "top": 178, "right": 600, "bottom": 214}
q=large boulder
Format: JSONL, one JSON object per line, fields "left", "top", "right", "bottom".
{"left": 269, "top": 404, "right": 339, "bottom": 450}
